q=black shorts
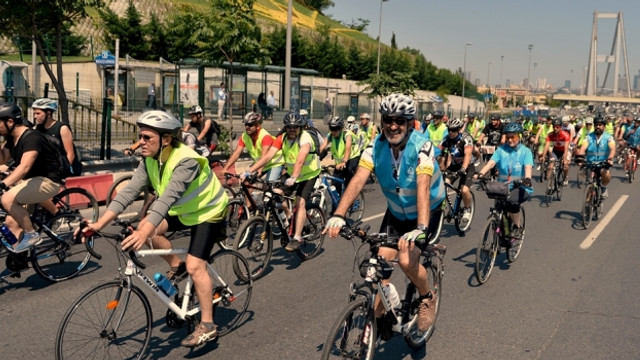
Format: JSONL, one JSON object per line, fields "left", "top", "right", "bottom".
{"left": 379, "top": 202, "right": 443, "bottom": 245}
{"left": 448, "top": 163, "right": 475, "bottom": 188}
{"left": 166, "top": 215, "right": 226, "bottom": 260}
{"left": 283, "top": 176, "right": 318, "bottom": 200}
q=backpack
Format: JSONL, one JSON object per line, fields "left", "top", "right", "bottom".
{"left": 29, "top": 130, "right": 71, "bottom": 179}
{"left": 304, "top": 127, "right": 322, "bottom": 155}
{"left": 39, "top": 122, "right": 83, "bottom": 177}
{"left": 210, "top": 119, "right": 221, "bottom": 136}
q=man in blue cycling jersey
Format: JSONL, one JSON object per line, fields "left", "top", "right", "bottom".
{"left": 324, "top": 93, "right": 446, "bottom": 334}
{"left": 576, "top": 115, "right": 615, "bottom": 198}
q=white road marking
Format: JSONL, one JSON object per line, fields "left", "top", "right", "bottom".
{"left": 362, "top": 212, "right": 385, "bottom": 223}
{"left": 580, "top": 194, "right": 629, "bottom": 249}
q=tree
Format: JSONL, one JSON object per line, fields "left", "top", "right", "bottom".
{"left": 98, "top": 0, "right": 149, "bottom": 59}
{"left": 147, "top": 12, "right": 169, "bottom": 60}
{"left": 296, "top": 0, "right": 335, "bottom": 14}
{"left": 390, "top": 32, "right": 397, "bottom": 50}
{"left": 358, "top": 71, "right": 417, "bottom": 98}
{"left": 344, "top": 18, "right": 370, "bottom": 32}
{"left": 0, "top": 0, "right": 105, "bottom": 124}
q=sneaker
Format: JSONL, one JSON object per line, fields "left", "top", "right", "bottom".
{"left": 460, "top": 208, "right": 472, "bottom": 227}
{"left": 511, "top": 225, "right": 523, "bottom": 240}
{"left": 418, "top": 291, "right": 437, "bottom": 331}
{"left": 546, "top": 187, "right": 553, "bottom": 196}
{"left": 180, "top": 323, "right": 217, "bottom": 348}
{"left": 12, "top": 231, "right": 42, "bottom": 253}
{"left": 601, "top": 189, "right": 609, "bottom": 199}
{"left": 536, "top": 164, "right": 541, "bottom": 171}
{"left": 473, "top": 160, "right": 481, "bottom": 167}
{"left": 562, "top": 180, "right": 569, "bottom": 187}
{"left": 285, "top": 238, "right": 301, "bottom": 252}
{"left": 166, "top": 262, "right": 187, "bottom": 282}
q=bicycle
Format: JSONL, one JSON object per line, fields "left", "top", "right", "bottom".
{"left": 574, "top": 156, "right": 587, "bottom": 189}
{"left": 55, "top": 220, "right": 252, "bottom": 360}
{"left": 321, "top": 220, "right": 446, "bottom": 359}
{"left": 475, "top": 178, "right": 527, "bottom": 284}
{"left": 542, "top": 158, "right": 564, "bottom": 205}
{"left": 437, "top": 170, "right": 476, "bottom": 236}
{"left": 309, "top": 165, "right": 366, "bottom": 222}
{"left": 623, "top": 146, "right": 637, "bottom": 183}
{"left": 232, "top": 176, "right": 326, "bottom": 281}
{"left": 581, "top": 161, "right": 612, "bottom": 229}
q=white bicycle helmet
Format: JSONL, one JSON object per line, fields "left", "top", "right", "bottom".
{"left": 447, "top": 118, "right": 464, "bottom": 130}
{"left": 360, "top": 113, "right": 371, "bottom": 120}
{"left": 585, "top": 117, "right": 594, "bottom": 125}
{"left": 562, "top": 115, "right": 571, "bottom": 123}
{"left": 346, "top": 115, "right": 356, "bottom": 123}
{"left": 187, "top": 105, "right": 203, "bottom": 115}
{"left": 299, "top": 109, "right": 308, "bottom": 117}
{"left": 31, "top": 98, "right": 58, "bottom": 111}
{"left": 379, "top": 94, "right": 416, "bottom": 119}
{"left": 136, "top": 110, "right": 182, "bottom": 137}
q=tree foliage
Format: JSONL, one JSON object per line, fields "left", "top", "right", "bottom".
{"left": 296, "top": 0, "right": 335, "bottom": 14}
{"left": 98, "top": 1, "right": 149, "bottom": 59}
{"left": 358, "top": 72, "right": 417, "bottom": 98}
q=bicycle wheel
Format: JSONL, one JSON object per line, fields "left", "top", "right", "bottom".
{"left": 221, "top": 198, "right": 251, "bottom": 250}
{"left": 233, "top": 215, "right": 272, "bottom": 281}
{"left": 106, "top": 175, "right": 148, "bottom": 223}
{"left": 428, "top": 204, "right": 445, "bottom": 245}
{"left": 33, "top": 188, "right": 100, "bottom": 226}
{"left": 556, "top": 171, "right": 563, "bottom": 201}
{"left": 475, "top": 218, "right": 499, "bottom": 284}
{"left": 55, "top": 281, "right": 152, "bottom": 360}
{"left": 321, "top": 297, "right": 376, "bottom": 360}
{"left": 507, "top": 207, "right": 526, "bottom": 263}
{"left": 404, "top": 261, "right": 442, "bottom": 349}
{"left": 346, "top": 190, "right": 366, "bottom": 222}
{"left": 295, "top": 205, "right": 325, "bottom": 261}
{"left": 575, "top": 165, "right": 583, "bottom": 189}
{"left": 207, "top": 250, "right": 252, "bottom": 337}
{"left": 31, "top": 213, "right": 92, "bottom": 282}
{"left": 454, "top": 190, "right": 475, "bottom": 234}
{"left": 581, "top": 184, "right": 594, "bottom": 229}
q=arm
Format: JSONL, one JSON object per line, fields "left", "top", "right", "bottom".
{"left": 3, "top": 150, "right": 37, "bottom": 187}
{"left": 248, "top": 146, "right": 278, "bottom": 173}
{"left": 198, "top": 120, "right": 212, "bottom": 142}
{"left": 0, "top": 146, "right": 11, "bottom": 165}
{"left": 60, "top": 125, "right": 75, "bottom": 164}
{"left": 222, "top": 144, "right": 245, "bottom": 173}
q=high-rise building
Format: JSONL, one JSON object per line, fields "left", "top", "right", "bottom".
{"left": 633, "top": 70, "right": 640, "bottom": 90}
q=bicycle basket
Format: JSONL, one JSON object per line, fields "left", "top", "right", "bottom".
{"left": 485, "top": 181, "right": 509, "bottom": 199}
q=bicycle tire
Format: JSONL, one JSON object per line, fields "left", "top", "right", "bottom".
{"left": 581, "top": 184, "right": 594, "bottom": 229}
{"left": 346, "top": 190, "right": 366, "bottom": 223}
{"left": 404, "top": 261, "right": 442, "bottom": 349}
{"left": 106, "top": 175, "right": 149, "bottom": 223}
{"left": 321, "top": 297, "right": 376, "bottom": 360}
{"left": 576, "top": 165, "right": 582, "bottom": 189}
{"left": 220, "top": 198, "right": 251, "bottom": 250}
{"left": 507, "top": 207, "right": 526, "bottom": 262}
{"left": 295, "top": 205, "right": 325, "bottom": 261}
{"left": 475, "top": 217, "right": 499, "bottom": 284}
{"left": 31, "top": 213, "right": 92, "bottom": 282}
{"left": 429, "top": 204, "right": 445, "bottom": 245}
{"left": 55, "top": 280, "right": 152, "bottom": 360}
{"left": 454, "top": 190, "right": 475, "bottom": 234}
{"left": 207, "top": 250, "right": 252, "bottom": 337}
{"left": 556, "top": 170, "right": 564, "bottom": 201}
{"left": 33, "top": 187, "right": 100, "bottom": 225}
{"left": 232, "top": 215, "right": 273, "bottom": 281}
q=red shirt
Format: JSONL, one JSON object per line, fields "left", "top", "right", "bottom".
{"left": 546, "top": 130, "right": 571, "bottom": 152}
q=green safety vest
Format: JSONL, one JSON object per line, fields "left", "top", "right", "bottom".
{"left": 242, "top": 128, "right": 284, "bottom": 170}
{"left": 329, "top": 130, "right": 361, "bottom": 164}
{"left": 146, "top": 144, "right": 228, "bottom": 225}
{"left": 466, "top": 119, "right": 485, "bottom": 140}
{"left": 427, "top": 123, "right": 447, "bottom": 146}
{"left": 282, "top": 130, "right": 321, "bottom": 182}
{"left": 605, "top": 122, "right": 614, "bottom": 135}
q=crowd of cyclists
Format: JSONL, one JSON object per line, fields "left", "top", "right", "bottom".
{"left": 1, "top": 91, "right": 633, "bottom": 355}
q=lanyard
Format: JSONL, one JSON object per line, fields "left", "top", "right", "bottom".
{"left": 390, "top": 148, "right": 403, "bottom": 193}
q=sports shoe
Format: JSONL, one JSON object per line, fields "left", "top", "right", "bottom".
{"left": 562, "top": 179, "right": 569, "bottom": 187}
{"left": 473, "top": 160, "right": 481, "bottom": 167}
{"left": 536, "top": 164, "right": 541, "bottom": 171}
{"left": 12, "top": 231, "right": 42, "bottom": 253}
{"left": 418, "top": 291, "right": 437, "bottom": 331}
{"left": 180, "top": 323, "right": 217, "bottom": 348}
{"left": 460, "top": 208, "right": 472, "bottom": 227}
{"left": 511, "top": 225, "right": 523, "bottom": 240}
{"left": 546, "top": 187, "right": 553, "bottom": 196}
{"left": 285, "top": 238, "right": 301, "bottom": 252}
{"left": 601, "top": 188, "right": 609, "bottom": 199}
{"left": 166, "top": 262, "right": 187, "bottom": 282}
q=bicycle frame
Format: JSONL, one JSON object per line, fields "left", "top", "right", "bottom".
{"left": 442, "top": 173, "right": 464, "bottom": 221}
{"left": 313, "top": 170, "right": 345, "bottom": 212}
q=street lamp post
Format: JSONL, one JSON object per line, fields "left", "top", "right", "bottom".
{"left": 461, "top": 42, "right": 472, "bottom": 118}
{"left": 500, "top": 55, "right": 504, "bottom": 88}
{"left": 527, "top": 44, "right": 533, "bottom": 90}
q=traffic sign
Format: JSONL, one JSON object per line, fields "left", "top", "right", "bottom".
{"left": 95, "top": 50, "right": 116, "bottom": 66}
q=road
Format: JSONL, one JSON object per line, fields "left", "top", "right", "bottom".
{"left": 0, "top": 164, "right": 639, "bottom": 359}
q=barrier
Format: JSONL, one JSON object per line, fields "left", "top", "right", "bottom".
{"left": 64, "top": 174, "right": 114, "bottom": 204}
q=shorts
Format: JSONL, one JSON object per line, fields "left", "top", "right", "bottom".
{"left": 165, "top": 215, "right": 226, "bottom": 260}
{"left": 283, "top": 176, "right": 318, "bottom": 200}
{"left": 379, "top": 203, "right": 443, "bottom": 245}
{"left": 8, "top": 177, "right": 61, "bottom": 205}
{"left": 448, "top": 163, "right": 475, "bottom": 188}
{"left": 550, "top": 149, "right": 566, "bottom": 162}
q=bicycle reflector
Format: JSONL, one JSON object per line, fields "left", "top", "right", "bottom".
{"left": 106, "top": 300, "right": 119, "bottom": 310}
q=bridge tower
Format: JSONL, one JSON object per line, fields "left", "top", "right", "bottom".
{"left": 585, "top": 11, "right": 631, "bottom": 97}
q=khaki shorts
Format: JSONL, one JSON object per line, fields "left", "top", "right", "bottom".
{"left": 8, "top": 177, "right": 61, "bottom": 205}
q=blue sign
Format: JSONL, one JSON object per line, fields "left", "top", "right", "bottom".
{"left": 95, "top": 50, "right": 116, "bottom": 66}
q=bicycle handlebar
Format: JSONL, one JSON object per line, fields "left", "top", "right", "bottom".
{"left": 339, "top": 219, "right": 430, "bottom": 250}
{"left": 81, "top": 219, "right": 146, "bottom": 269}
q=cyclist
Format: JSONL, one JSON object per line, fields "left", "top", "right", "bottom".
{"left": 318, "top": 116, "right": 361, "bottom": 192}
{"left": 184, "top": 105, "right": 219, "bottom": 153}
{"left": 561, "top": 115, "right": 575, "bottom": 140}
{"left": 576, "top": 115, "right": 616, "bottom": 199}
{"left": 541, "top": 118, "right": 571, "bottom": 189}
{"left": 359, "top": 112, "right": 378, "bottom": 149}
{"left": 325, "top": 93, "right": 446, "bottom": 334}
{"left": 465, "top": 113, "right": 485, "bottom": 165}
{"left": 438, "top": 118, "right": 474, "bottom": 227}
{"left": 299, "top": 109, "right": 313, "bottom": 128}
{"left": 534, "top": 115, "right": 554, "bottom": 170}
{"left": 0, "top": 103, "right": 63, "bottom": 253}
{"left": 624, "top": 117, "right": 640, "bottom": 175}
{"left": 476, "top": 113, "right": 505, "bottom": 166}
{"left": 425, "top": 110, "right": 448, "bottom": 146}
{"left": 474, "top": 122, "right": 533, "bottom": 241}
{"left": 244, "top": 112, "right": 321, "bottom": 252}
{"left": 222, "top": 112, "right": 283, "bottom": 183}
{"left": 83, "top": 110, "right": 228, "bottom": 348}
{"left": 32, "top": 98, "right": 78, "bottom": 174}
{"left": 574, "top": 116, "right": 594, "bottom": 149}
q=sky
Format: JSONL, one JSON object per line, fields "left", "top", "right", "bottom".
{"left": 326, "top": 0, "right": 640, "bottom": 90}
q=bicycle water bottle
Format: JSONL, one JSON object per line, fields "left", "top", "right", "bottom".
{"left": 154, "top": 272, "right": 177, "bottom": 297}
{"left": 383, "top": 283, "right": 401, "bottom": 310}
{"left": 0, "top": 224, "right": 17, "bottom": 245}
{"left": 277, "top": 209, "right": 289, "bottom": 228}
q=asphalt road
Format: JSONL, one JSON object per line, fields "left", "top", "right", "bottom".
{"left": 1, "top": 163, "right": 639, "bottom": 359}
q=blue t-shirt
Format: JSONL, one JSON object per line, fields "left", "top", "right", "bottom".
{"left": 490, "top": 143, "right": 534, "bottom": 193}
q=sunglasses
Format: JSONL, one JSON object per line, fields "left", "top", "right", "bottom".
{"left": 382, "top": 116, "right": 408, "bottom": 126}
{"left": 285, "top": 125, "right": 300, "bottom": 130}
{"left": 505, "top": 134, "right": 520, "bottom": 139}
{"left": 244, "top": 123, "right": 257, "bottom": 128}
{"left": 137, "top": 134, "right": 154, "bottom": 142}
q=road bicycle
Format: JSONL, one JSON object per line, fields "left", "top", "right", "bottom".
{"left": 475, "top": 179, "right": 527, "bottom": 284}
{"left": 55, "top": 220, "right": 252, "bottom": 360}
{"left": 581, "top": 161, "right": 612, "bottom": 229}
{"left": 321, "top": 220, "right": 446, "bottom": 359}
{"left": 436, "top": 170, "right": 476, "bottom": 236}
{"left": 309, "top": 165, "right": 366, "bottom": 222}
{"left": 623, "top": 146, "right": 637, "bottom": 183}
{"left": 542, "top": 158, "right": 564, "bottom": 206}
{"left": 232, "top": 176, "right": 326, "bottom": 281}
{"left": 574, "top": 156, "right": 587, "bottom": 189}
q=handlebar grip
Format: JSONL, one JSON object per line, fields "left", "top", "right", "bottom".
{"left": 79, "top": 221, "right": 102, "bottom": 260}
{"left": 128, "top": 251, "right": 147, "bottom": 269}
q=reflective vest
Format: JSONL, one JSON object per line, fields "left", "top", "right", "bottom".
{"left": 360, "top": 124, "right": 376, "bottom": 149}
{"left": 576, "top": 126, "right": 593, "bottom": 147}
{"left": 466, "top": 119, "right": 485, "bottom": 140}
{"left": 373, "top": 131, "right": 445, "bottom": 220}
{"left": 282, "top": 130, "right": 321, "bottom": 182}
{"left": 605, "top": 122, "right": 614, "bottom": 135}
{"left": 427, "top": 123, "right": 448, "bottom": 146}
{"left": 145, "top": 144, "right": 228, "bottom": 225}
{"left": 242, "top": 128, "right": 283, "bottom": 171}
{"left": 585, "top": 132, "right": 613, "bottom": 163}
{"left": 329, "top": 130, "right": 361, "bottom": 164}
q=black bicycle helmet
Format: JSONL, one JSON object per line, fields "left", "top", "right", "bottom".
{"left": 490, "top": 113, "right": 501, "bottom": 120}
{"left": 594, "top": 115, "right": 606, "bottom": 125}
{"left": 136, "top": 110, "right": 182, "bottom": 138}
{"left": 243, "top": 111, "right": 262, "bottom": 125}
{"left": 329, "top": 116, "right": 344, "bottom": 131}
{"left": 503, "top": 122, "right": 523, "bottom": 134}
{"left": 432, "top": 110, "right": 444, "bottom": 118}
{"left": 0, "top": 103, "right": 23, "bottom": 123}
{"left": 283, "top": 112, "right": 305, "bottom": 127}
{"left": 552, "top": 118, "right": 562, "bottom": 126}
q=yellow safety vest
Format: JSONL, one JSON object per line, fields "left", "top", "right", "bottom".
{"left": 281, "top": 130, "right": 321, "bottom": 182}
{"left": 329, "top": 130, "right": 361, "bottom": 164}
{"left": 242, "top": 128, "right": 284, "bottom": 170}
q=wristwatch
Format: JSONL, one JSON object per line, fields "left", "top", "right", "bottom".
{"left": 417, "top": 224, "right": 428, "bottom": 232}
